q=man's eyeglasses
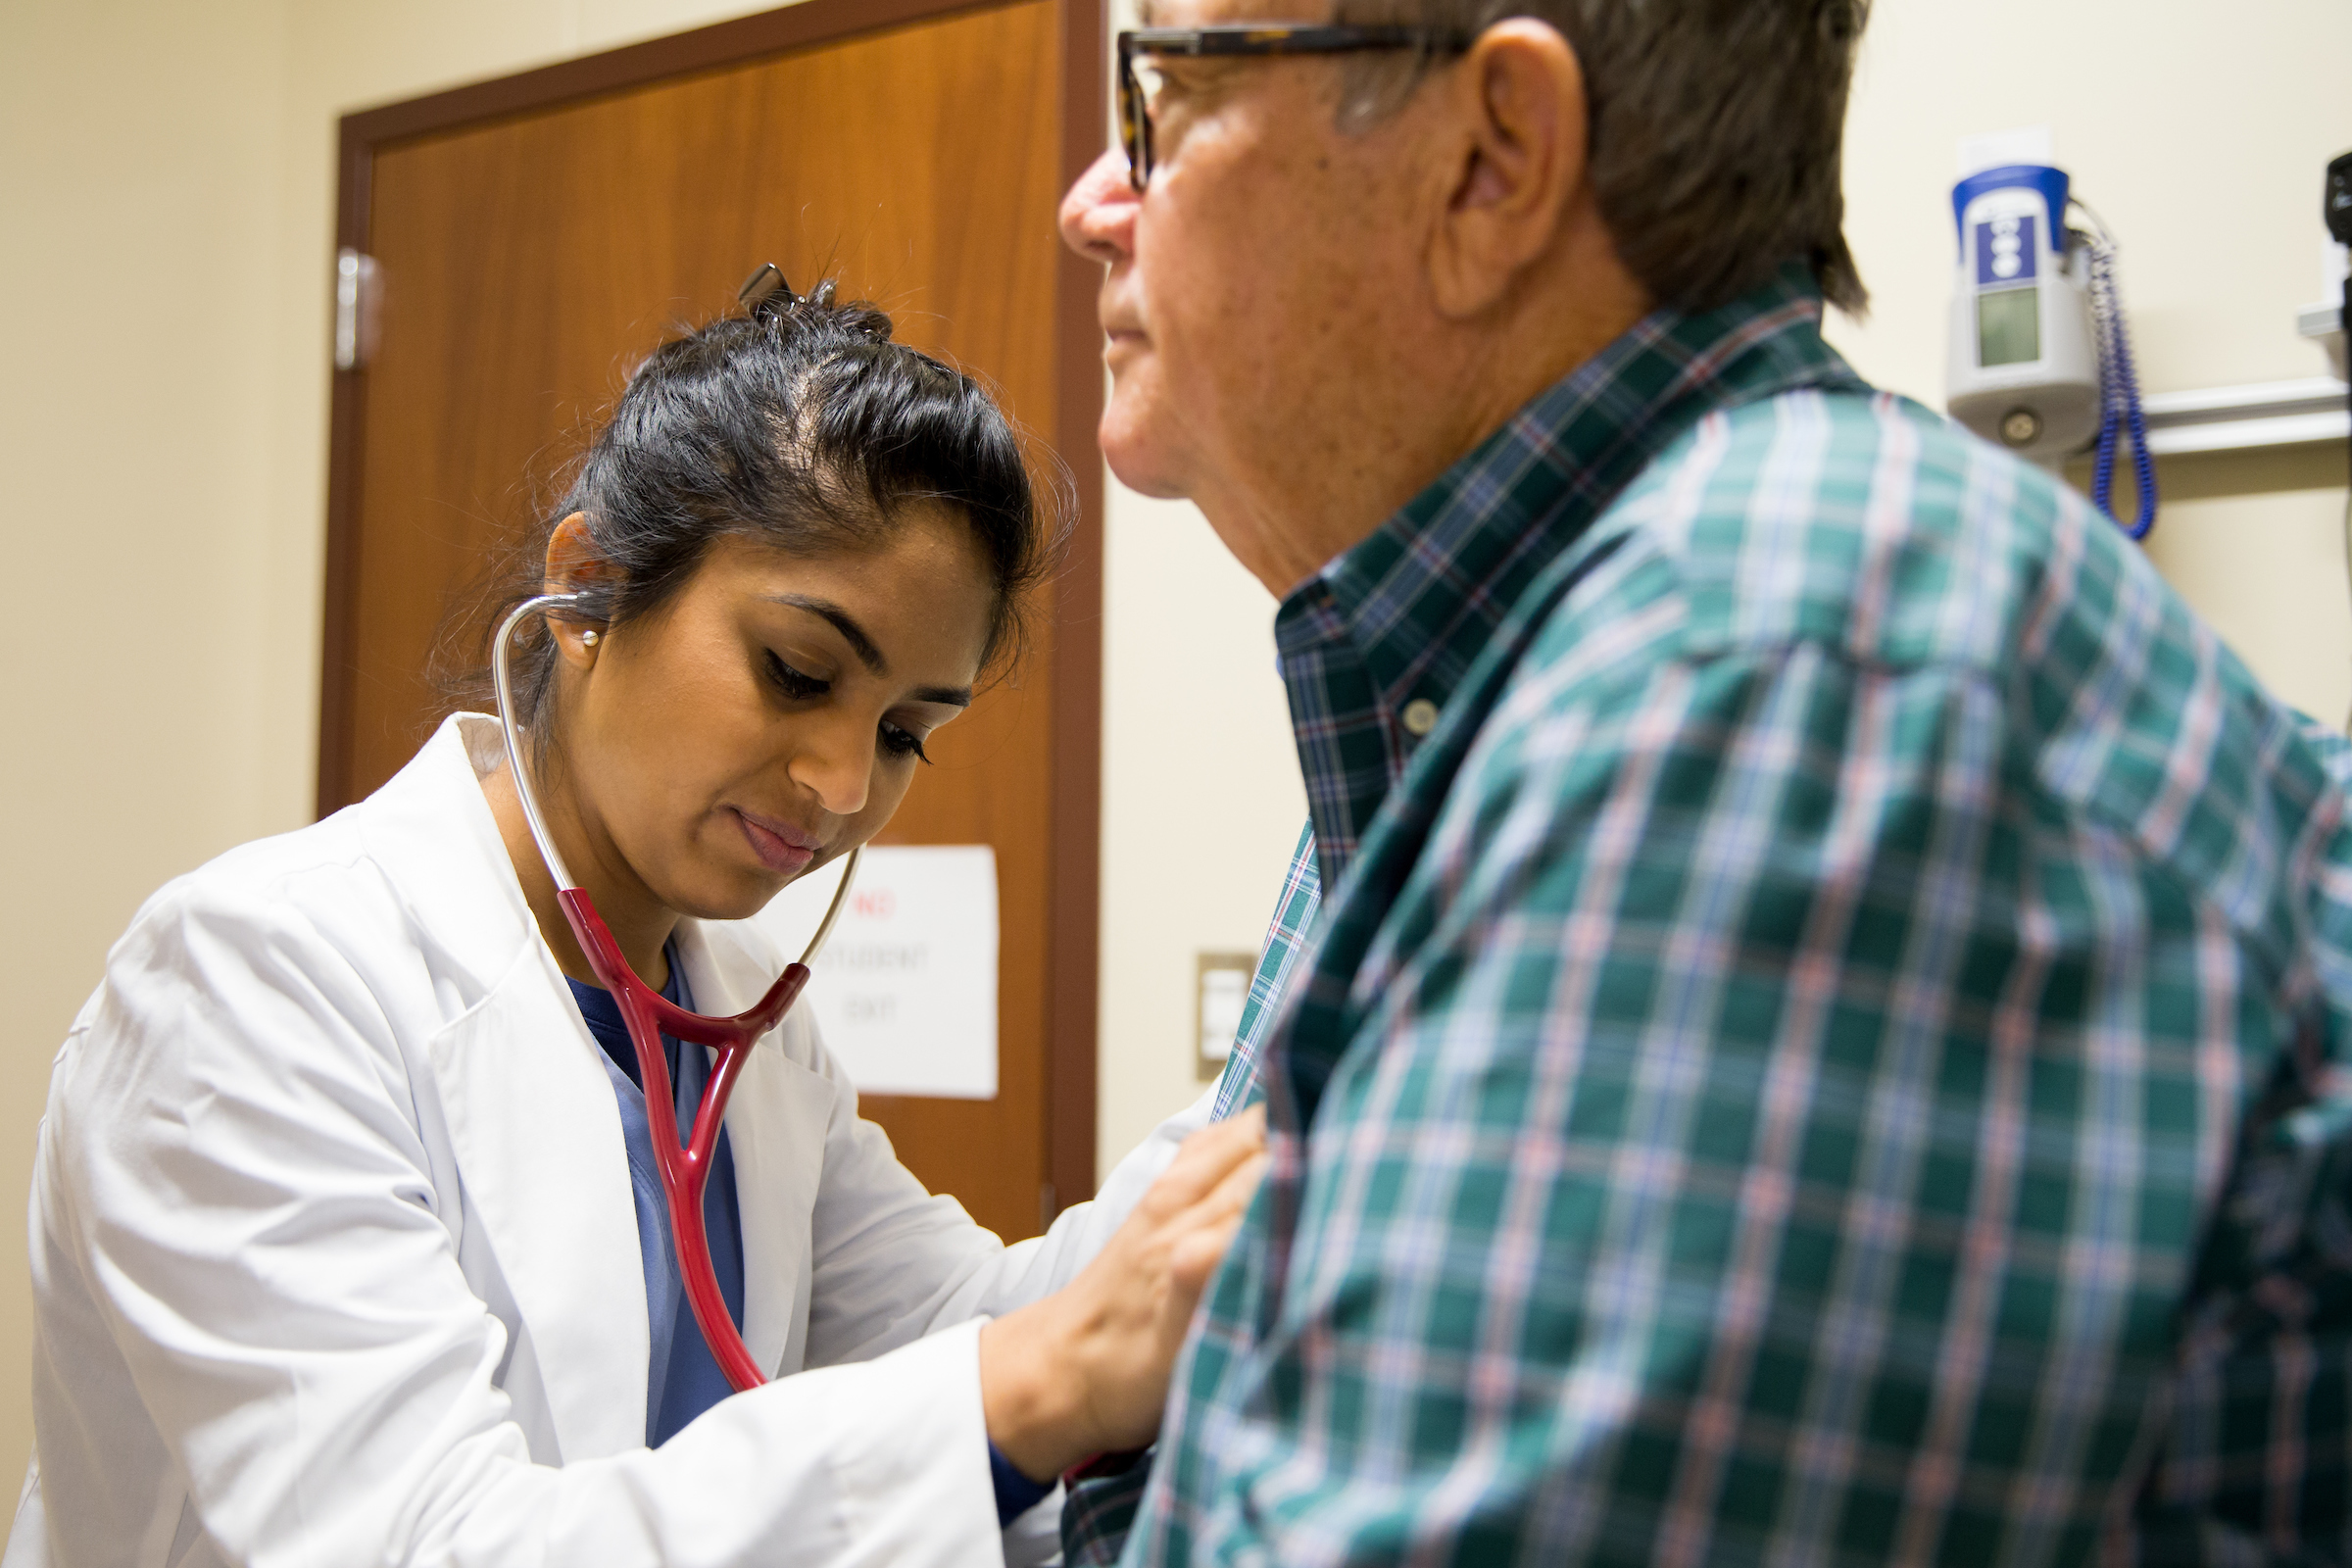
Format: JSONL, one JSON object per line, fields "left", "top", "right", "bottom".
{"left": 1116, "top": 24, "right": 1474, "bottom": 193}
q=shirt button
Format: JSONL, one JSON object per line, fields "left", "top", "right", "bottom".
{"left": 1400, "top": 698, "right": 1440, "bottom": 737}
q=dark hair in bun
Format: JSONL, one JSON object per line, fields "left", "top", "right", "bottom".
{"left": 468, "top": 270, "right": 1060, "bottom": 740}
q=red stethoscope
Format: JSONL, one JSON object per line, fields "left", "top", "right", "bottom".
{"left": 493, "top": 592, "right": 861, "bottom": 1393}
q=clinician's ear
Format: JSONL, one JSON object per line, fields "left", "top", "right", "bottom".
{"left": 1426, "top": 21, "right": 1590, "bottom": 318}
{"left": 542, "top": 512, "right": 616, "bottom": 669}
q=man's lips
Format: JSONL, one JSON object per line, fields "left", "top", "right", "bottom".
{"left": 1100, "top": 299, "right": 1145, "bottom": 345}
{"left": 1103, "top": 325, "right": 1147, "bottom": 365}
{"left": 732, "top": 808, "right": 818, "bottom": 875}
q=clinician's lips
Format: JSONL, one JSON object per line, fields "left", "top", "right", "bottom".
{"left": 732, "top": 808, "right": 818, "bottom": 876}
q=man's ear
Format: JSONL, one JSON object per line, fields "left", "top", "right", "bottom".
{"left": 542, "top": 512, "right": 617, "bottom": 669}
{"left": 1426, "top": 20, "right": 1589, "bottom": 318}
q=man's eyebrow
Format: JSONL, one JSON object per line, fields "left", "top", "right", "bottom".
{"left": 766, "top": 594, "right": 885, "bottom": 674}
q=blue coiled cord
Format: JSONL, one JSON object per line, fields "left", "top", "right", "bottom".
{"left": 2078, "top": 206, "right": 2157, "bottom": 539}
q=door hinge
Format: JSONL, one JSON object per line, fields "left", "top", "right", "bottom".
{"left": 333, "top": 248, "right": 381, "bottom": 371}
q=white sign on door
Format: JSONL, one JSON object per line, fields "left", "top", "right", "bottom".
{"left": 754, "top": 844, "right": 999, "bottom": 1101}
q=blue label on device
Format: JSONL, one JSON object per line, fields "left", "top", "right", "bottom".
{"left": 1975, "top": 213, "right": 2038, "bottom": 288}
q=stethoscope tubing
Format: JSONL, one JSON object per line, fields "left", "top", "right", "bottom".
{"left": 492, "top": 594, "right": 860, "bottom": 1392}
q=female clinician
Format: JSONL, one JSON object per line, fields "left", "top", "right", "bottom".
{"left": 7, "top": 282, "right": 1264, "bottom": 1568}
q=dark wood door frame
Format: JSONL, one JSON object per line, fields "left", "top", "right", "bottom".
{"left": 318, "top": 0, "right": 1104, "bottom": 1205}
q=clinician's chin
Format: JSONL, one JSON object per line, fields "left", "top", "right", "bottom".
{"left": 674, "top": 869, "right": 785, "bottom": 925}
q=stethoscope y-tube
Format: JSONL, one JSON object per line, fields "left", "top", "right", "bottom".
{"left": 493, "top": 593, "right": 860, "bottom": 1392}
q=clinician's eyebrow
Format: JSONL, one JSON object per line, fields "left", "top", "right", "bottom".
{"left": 764, "top": 593, "right": 972, "bottom": 707}
{"left": 767, "top": 594, "right": 887, "bottom": 672}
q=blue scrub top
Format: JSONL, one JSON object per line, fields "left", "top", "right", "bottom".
{"left": 565, "top": 947, "right": 747, "bottom": 1446}
{"left": 568, "top": 945, "right": 1052, "bottom": 1521}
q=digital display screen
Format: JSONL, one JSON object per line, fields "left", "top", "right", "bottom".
{"left": 1977, "top": 286, "right": 2040, "bottom": 368}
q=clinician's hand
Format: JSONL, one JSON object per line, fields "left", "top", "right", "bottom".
{"left": 979, "top": 1105, "right": 1268, "bottom": 1482}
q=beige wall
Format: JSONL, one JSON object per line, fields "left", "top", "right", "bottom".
{"left": 0, "top": 0, "right": 2346, "bottom": 1501}
{"left": 4, "top": 0, "right": 301, "bottom": 1495}
{"left": 1097, "top": 493, "right": 1303, "bottom": 1160}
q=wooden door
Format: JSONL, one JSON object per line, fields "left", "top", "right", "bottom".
{"left": 319, "top": 0, "right": 1102, "bottom": 1241}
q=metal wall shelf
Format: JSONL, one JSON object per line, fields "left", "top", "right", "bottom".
{"left": 2140, "top": 375, "right": 2348, "bottom": 458}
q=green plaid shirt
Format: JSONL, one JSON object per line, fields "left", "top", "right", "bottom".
{"left": 1067, "top": 265, "right": 2352, "bottom": 1566}
{"left": 1212, "top": 820, "right": 1322, "bottom": 1122}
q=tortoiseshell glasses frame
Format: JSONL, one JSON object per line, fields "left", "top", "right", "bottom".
{"left": 1116, "top": 24, "right": 1474, "bottom": 192}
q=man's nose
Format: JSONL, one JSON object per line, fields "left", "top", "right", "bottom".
{"left": 1059, "top": 148, "right": 1138, "bottom": 265}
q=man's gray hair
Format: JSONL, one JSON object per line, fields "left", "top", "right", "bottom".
{"left": 1339, "top": 0, "right": 1869, "bottom": 315}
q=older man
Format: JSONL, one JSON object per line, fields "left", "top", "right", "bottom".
{"left": 1057, "top": 2, "right": 2352, "bottom": 1564}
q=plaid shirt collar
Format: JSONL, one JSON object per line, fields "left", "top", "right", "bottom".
{"left": 1274, "top": 262, "right": 1857, "bottom": 892}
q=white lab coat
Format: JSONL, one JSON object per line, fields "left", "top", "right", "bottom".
{"left": 7, "top": 713, "right": 1206, "bottom": 1568}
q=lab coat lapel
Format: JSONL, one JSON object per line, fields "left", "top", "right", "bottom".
{"left": 381, "top": 715, "right": 825, "bottom": 1424}
{"left": 378, "top": 715, "right": 650, "bottom": 1461}
{"left": 676, "top": 920, "right": 836, "bottom": 1379}
{"left": 427, "top": 955, "right": 649, "bottom": 1462}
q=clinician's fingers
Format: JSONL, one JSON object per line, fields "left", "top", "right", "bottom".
{"left": 1139, "top": 1105, "right": 1267, "bottom": 1216}
{"left": 1211, "top": 1143, "right": 1268, "bottom": 1213}
{"left": 1163, "top": 1152, "right": 1269, "bottom": 1295}
{"left": 1180, "top": 1104, "right": 1266, "bottom": 1171}
{"left": 1168, "top": 1228, "right": 1236, "bottom": 1298}
{"left": 1182, "top": 1144, "right": 1267, "bottom": 1230}
{"left": 1166, "top": 1208, "right": 1254, "bottom": 1298}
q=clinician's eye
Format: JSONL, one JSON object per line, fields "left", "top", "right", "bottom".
{"left": 879, "top": 721, "right": 931, "bottom": 763}
{"left": 765, "top": 650, "right": 829, "bottom": 702}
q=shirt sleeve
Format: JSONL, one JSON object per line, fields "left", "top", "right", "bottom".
{"left": 988, "top": 1440, "right": 1054, "bottom": 1525}
{"left": 1143, "top": 641, "right": 2230, "bottom": 1564}
{"left": 1058, "top": 1446, "right": 1156, "bottom": 1568}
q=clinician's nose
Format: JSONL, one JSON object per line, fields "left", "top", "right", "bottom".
{"left": 1059, "top": 148, "right": 1138, "bottom": 265}
{"left": 788, "top": 719, "right": 872, "bottom": 818}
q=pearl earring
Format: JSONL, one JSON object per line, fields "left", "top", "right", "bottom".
{"left": 581, "top": 629, "right": 601, "bottom": 647}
